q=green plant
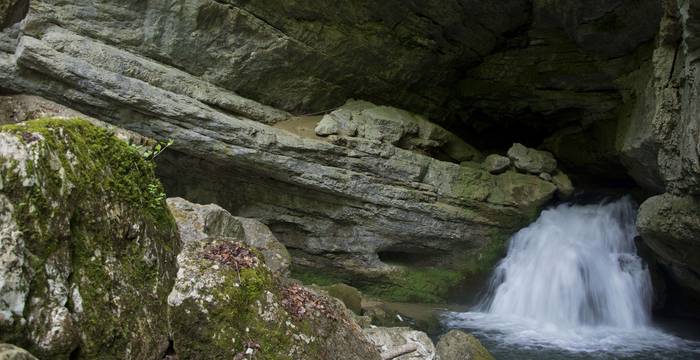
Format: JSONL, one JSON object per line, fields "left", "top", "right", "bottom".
{"left": 142, "top": 138, "right": 174, "bottom": 160}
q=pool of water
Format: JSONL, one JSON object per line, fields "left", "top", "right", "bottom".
{"left": 442, "top": 311, "right": 700, "bottom": 360}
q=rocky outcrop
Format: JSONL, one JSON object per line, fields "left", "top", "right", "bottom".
{"left": 436, "top": 330, "right": 494, "bottom": 360}
{"left": 314, "top": 100, "right": 481, "bottom": 162}
{"left": 507, "top": 143, "right": 557, "bottom": 175}
{"left": 637, "top": 194, "right": 700, "bottom": 302}
{"left": 0, "top": 119, "right": 179, "bottom": 358}
{"left": 616, "top": 0, "right": 700, "bottom": 312}
{"left": 619, "top": 0, "right": 700, "bottom": 195}
{"left": 167, "top": 197, "right": 292, "bottom": 275}
{"left": 0, "top": 12, "right": 563, "bottom": 301}
{"left": 0, "top": 0, "right": 632, "bottom": 303}
{"left": 0, "top": 0, "right": 532, "bottom": 117}
{"left": 168, "top": 236, "right": 380, "bottom": 359}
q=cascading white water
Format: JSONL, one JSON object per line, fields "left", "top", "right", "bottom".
{"left": 444, "top": 197, "right": 700, "bottom": 355}
{"left": 482, "top": 196, "right": 653, "bottom": 328}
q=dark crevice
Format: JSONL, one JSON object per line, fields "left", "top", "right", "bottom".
{"left": 378, "top": 249, "right": 445, "bottom": 267}
{"left": 1, "top": 0, "right": 29, "bottom": 30}
{"left": 69, "top": 346, "right": 81, "bottom": 360}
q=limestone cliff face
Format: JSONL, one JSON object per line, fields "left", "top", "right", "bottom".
{"left": 0, "top": 0, "right": 572, "bottom": 302}
{"left": 626, "top": 0, "right": 700, "bottom": 314}
{"left": 1, "top": 0, "right": 699, "bottom": 307}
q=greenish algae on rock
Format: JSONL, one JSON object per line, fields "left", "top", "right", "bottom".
{"left": 168, "top": 237, "right": 380, "bottom": 360}
{"left": 0, "top": 118, "right": 179, "bottom": 359}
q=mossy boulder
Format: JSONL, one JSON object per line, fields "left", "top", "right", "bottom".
{"left": 0, "top": 119, "right": 179, "bottom": 358}
{"left": 436, "top": 330, "right": 494, "bottom": 360}
{"left": 167, "top": 236, "right": 380, "bottom": 360}
{"left": 323, "top": 283, "right": 362, "bottom": 315}
{"left": 0, "top": 344, "right": 38, "bottom": 360}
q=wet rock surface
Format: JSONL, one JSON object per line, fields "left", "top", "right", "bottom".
{"left": 436, "top": 329, "right": 494, "bottom": 360}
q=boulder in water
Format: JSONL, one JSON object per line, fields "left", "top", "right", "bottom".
{"left": 637, "top": 194, "right": 700, "bottom": 303}
{"left": 436, "top": 330, "right": 494, "bottom": 360}
{"left": 324, "top": 283, "right": 363, "bottom": 315}
{"left": 551, "top": 170, "right": 575, "bottom": 199}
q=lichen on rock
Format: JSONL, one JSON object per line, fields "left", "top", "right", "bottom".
{"left": 0, "top": 118, "right": 179, "bottom": 359}
{"left": 168, "top": 236, "right": 380, "bottom": 360}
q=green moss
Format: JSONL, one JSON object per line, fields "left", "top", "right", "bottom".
{"left": 172, "top": 248, "right": 300, "bottom": 359}
{"left": 291, "top": 231, "right": 510, "bottom": 304}
{"left": 361, "top": 267, "right": 462, "bottom": 303}
{"left": 0, "top": 118, "right": 179, "bottom": 359}
{"left": 291, "top": 266, "right": 348, "bottom": 287}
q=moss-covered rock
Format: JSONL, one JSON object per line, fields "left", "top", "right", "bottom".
{"left": 168, "top": 236, "right": 380, "bottom": 360}
{"left": 0, "top": 118, "right": 179, "bottom": 359}
{"left": 0, "top": 344, "right": 38, "bottom": 360}
{"left": 436, "top": 330, "right": 494, "bottom": 360}
{"left": 323, "top": 283, "right": 362, "bottom": 315}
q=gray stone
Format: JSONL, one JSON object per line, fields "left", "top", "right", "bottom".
{"left": 166, "top": 197, "right": 291, "bottom": 275}
{"left": 539, "top": 172, "right": 552, "bottom": 181}
{"left": 0, "top": 2, "right": 566, "bottom": 301}
{"left": 436, "top": 330, "right": 494, "bottom": 360}
{"left": 237, "top": 217, "right": 292, "bottom": 276}
{"left": 364, "top": 327, "right": 436, "bottom": 360}
{"left": 324, "top": 283, "right": 363, "bottom": 315}
{"left": 315, "top": 99, "right": 482, "bottom": 162}
{"left": 0, "top": 344, "right": 37, "bottom": 360}
{"left": 0, "top": 119, "right": 178, "bottom": 359}
{"left": 551, "top": 171, "right": 575, "bottom": 199}
{"left": 168, "top": 236, "right": 380, "bottom": 360}
{"left": 483, "top": 154, "right": 511, "bottom": 174}
{"left": 2, "top": 0, "right": 531, "bottom": 117}
{"left": 619, "top": 0, "right": 700, "bottom": 196}
{"left": 637, "top": 194, "right": 700, "bottom": 296}
{"left": 508, "top": 143, "right": 558, "bottom": 174}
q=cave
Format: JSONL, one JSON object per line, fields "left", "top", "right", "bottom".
{"left": 1, "top": 0, "right": 699, "bottom": 358}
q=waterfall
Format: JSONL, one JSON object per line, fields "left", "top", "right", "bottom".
{"left": 481, "top": 196, "right": 653, "bottom": 328}
{"left": 444, "top": 197, "right": 699, "bottom": 355}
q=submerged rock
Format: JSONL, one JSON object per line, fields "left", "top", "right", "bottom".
{"left": 0, "top": 119, "right": 179, "bottom": 358}
{"left": 436, "top": 330, "right": 494, "bottom": 360}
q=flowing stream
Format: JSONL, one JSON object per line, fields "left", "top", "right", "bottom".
{"left": 444, "top": 197, "right": 700, "bottom": 359}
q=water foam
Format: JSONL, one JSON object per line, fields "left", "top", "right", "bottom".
{"left": 445, "top": 197, "right": 700, "bottom": 355}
